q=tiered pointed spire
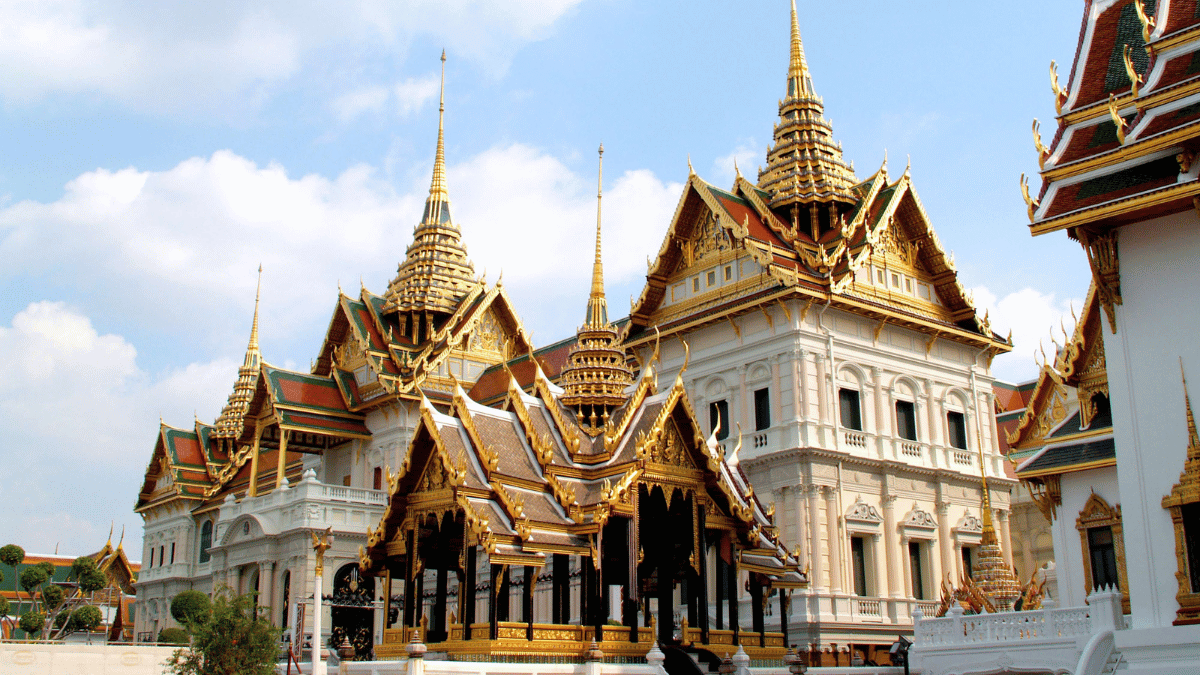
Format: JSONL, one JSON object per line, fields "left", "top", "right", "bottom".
{"left": 214, "top": 266, "right": 263, "bottom": 439}
{"left": 970, "top": 437, "right": 1022, "bottom": 610}
{"left": 383, "top": 51, "right": 478, "bottom": 322}
{"left": 560, "top": 144, "right": 634, "bottom": 433}
{"left": 758, "top": 0, "right": 857, "bottom": 211}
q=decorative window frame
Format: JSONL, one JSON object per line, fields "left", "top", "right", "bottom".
{"left": 1075, "top": 492, "right": 1129, "bottom": 615}
{"left": 845, "top": 496, "right": 883, "bottom": 532}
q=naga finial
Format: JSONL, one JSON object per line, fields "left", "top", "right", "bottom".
{"left": 1019, "top": 173, "right": 1039, "bottom": 223}
{"left": 1108, "top": 94, "right": 1129, "bottom": 144}
{"left": 1122, "top": 44, "right": 1143, "bottom": 99}
{"left": 1134, "top": 0, "right": 1156, "bottom": 44}
{"left": 1033, "top": 119, "right": 1050, "bottom": 169}
{"left": 1050, "top": 60, "right": 1068, "bottom": 115}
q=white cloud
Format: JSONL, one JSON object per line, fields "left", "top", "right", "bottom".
{"left": 971, "top": 286, "right": 1083, "bottom": 384}
{"left": 711, "top": 140, "right": 761, "bottom": 189}
{"left": 395, "top": 75, "right": 442, "bottom": 117}
{"left": 331, "top": 85, "right": 391, "bottom": 123}
{"left": 0, "top": 0, "right": 584, "bottom": 114}
{"left": 0, "top": 301, "right": 234, "bottom": 556}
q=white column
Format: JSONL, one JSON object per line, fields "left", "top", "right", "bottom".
{"left": 737, "top": 365, "right": 749, "bottom": 430}
{"left": 882, "top": 494, "right": 900, "bottom": 598}
{"left": 900, "top": 534, "right": 913, "bottom": 599}
{"left": 998, "top": 510, "right": 1013, "bottom": 567}
{"left": 260, "top": 561, "right": 276, "bottom": 620}
{"left": 824, "top": 486, "right": 842, "bottom": 593}
{"left": 771, "top": 354, "right": 783, "bottom": 426}
{"left": 872, "top": 533, "right": 886, "bottom": 599}
{"left": 791, "top": 349, "right": 805, "bottom": 422}
{"left": 312, "top": 570, "right": 326, "bottom": 675}
{"left": 924, "top": 378, "right": 941, "bottom": 449}
{"left": 807, "top": 485, "right": 823, "bottom": 590}
{"left": 936, "top": 499, "right": 954, "bottom": 588}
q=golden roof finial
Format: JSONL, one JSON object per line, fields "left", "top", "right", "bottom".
{"left": 429, "top": 49, "right": 449, "bottom": 204}
{"left": 687, "top": 154, "right": 694, "bottom": 175}
{"left": 788, "top": 0, "right": 812, "bottom": 97}
{"left": 249, "top": 264, "right": 262, "bottom": 354}
{"left": 585, "top": 143, "right": 608, "bottom": 329}
{"left": 106, "top": 522, "right": 114, "bottom": 548}
{"left": 117, "top": 525, "right": 125, "bottom": 549}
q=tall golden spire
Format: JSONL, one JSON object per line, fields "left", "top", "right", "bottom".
{"left": 560, "top": 144, "right": 633, "bottom": 433}
{"left": 585, "top": 144, "right": 608, "bottom": 329}
{"left": 1183, "top": 359, "right": 1199, "bottom": 455}
{"left": 758, "top": 0, "right": 856, "bottom": 212}
{"left": 427, "top": 50, "right": 449, "bottom": 216}
{"left": 383, "top": 51, "right": 478, "bottom": 323}
{"left": 787, "top": 0, "right": 813, "bottom": 98}
{"left": 970, "top": 433, "right": 1021, "bottom": 610}
{"left": 214, "top": 266, "right": 263, "bottom": 439}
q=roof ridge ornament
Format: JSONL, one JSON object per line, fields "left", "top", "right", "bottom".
{"left": 1050, "top": 61, "right": 1068, "bottom": 116}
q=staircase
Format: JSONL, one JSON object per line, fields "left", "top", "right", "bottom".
{"left": 661, "top": 645, "right": 720, "bottom": 675}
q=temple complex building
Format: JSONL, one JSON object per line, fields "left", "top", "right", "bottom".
{"left": 914, "top": 2, "right": 1200, "bottom": 673}
{"left": 621, "top": 1, "right": 1015, "bottom": 665}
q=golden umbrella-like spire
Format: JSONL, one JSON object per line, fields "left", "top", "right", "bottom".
{"left": 383, "top": 51, "right": 478, "bottom": 321}
{"left": 970, "top": 424, "right": 1021, "bottom": 611}
{"left": 787, "top": 0, "right": 813, "bottom": 98}
{"left": 561, "top": 144, "right": 634, "bottom": 433}
{"left": 214, "top": 266, "right": 263, "bottom": 439}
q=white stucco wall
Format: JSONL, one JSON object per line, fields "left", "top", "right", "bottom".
{"left": 1103, "top": 209, "right": 1200, "bottom": 629}
{"left": 1052, "top": 465, "right": 1120, "bottom": 608}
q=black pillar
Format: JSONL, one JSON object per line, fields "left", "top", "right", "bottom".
{"left": 433, "top": 567, "right": 448, "bottom": 642}
{"left": 750, "top": 576, "right": 764, "bottom": 647}
{"left": 415, "top": 569, "right": 425, "bottom": 627}
{"left": 489, "top": 564, "right": 500, "bottom": 640}
{"left": 596, "top": 566, "right": 607, "bottom": 642}
{"left": 523, "top": 566, "right": 535, "bottom": 641}
{"left": 580, "top": 556, "right": 590, "bottom": 631}
{"left": 497, "top": 566, "right": 511, "bottom": 622}
{"left": 463, "top": 546, "right": 476, "bottom": 640}
{"left": 779, "top": 588, "right": 789, "bottom": 649}
{"left": 657, "top": 558, "right": 672, "bottom": 645}
{"left": 624, "top": 583, "right": 638, "bottom": 643}
{"left": 698, "top": 523, "right": 710, "bottom": 644}
{"left": 715, "top": 555, "right": 725, "bottom": 631}
{"left": 552, "top": 554, "right": 568, "bottom": 625}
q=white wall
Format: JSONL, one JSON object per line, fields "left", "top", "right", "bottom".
{"left": 0, "top": 643, "right": 180, "bottom": 675}
{"left": 1052, "top": 465, "right": 1119, "bottom": 608}
{"left": 1103, "top": 209, "right": 1200, "bottom": 629}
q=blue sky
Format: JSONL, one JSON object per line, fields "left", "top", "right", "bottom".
{"left": 0, "top": 1, "right": 1089, "bottom": 556}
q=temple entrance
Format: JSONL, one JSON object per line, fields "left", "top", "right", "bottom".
{"left": 328, "top": 563, "right": 376, "bottom": 659}
{"left": 638, "top": 485, "right": 702, "bottom": 645}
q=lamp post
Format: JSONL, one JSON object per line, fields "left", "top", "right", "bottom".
{"left": 311, "top": 527, "right": 333, "bottom": 675}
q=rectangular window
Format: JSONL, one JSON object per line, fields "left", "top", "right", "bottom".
{"left": 754, "top": 388, "right": 771, "bottom": 431}
{"left": 1088, "top": 526, "right": 1120, "bottom": 590}
{"left": 692, "top": 277, "right": 700, "bottom": 292}
{"left": 905, "top": 278, "right": 913, "bottom": 293}
{"left": 724, "top": 265, "right": 733, "bottom": 281}
{"left": 839, "top": 388, "right": 862, "bottom": 431}
{"left": 148, "top": 547, "right": 154, "bottom": 568}
{"left": 709, "top": 400, "right": 730, "bottom": 441}
{"left": 170, "top": 542, "right": 175, "bottom": 564}
{"left": 962, "top": 546, "right": 974, "bottom": 579}
{"left": 159, "top": 546, "right": 165, "bottom": 570}
{"left": 707, "top": 270, "right": 717, "bottom": 286}
{"left": 875, "top": 269, "right": 885, "bottom": 284}
{"left": 909, "top": 541, "right": 926, "bottom": 599}
{"left": 891, "top": 273, "right": 900, "bottom": 288}
{"left": 851, "top": 536, "right": 868, "bottom": 596}
{"left": 342, "top": 475, "right": 352, "bottom": 487}
{"left": 373, "top": 466, "right": 383, "bottom": 491}
{"left": 947, "top": 411, "right": 967, "bottom": 450}
{"left": 896, "top": 400, "right": 917, "bottom": 441}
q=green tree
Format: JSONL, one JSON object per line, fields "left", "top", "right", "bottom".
{"left": 170, "top": 590, "right": 212, "bottom": 630}
{"left": 0, "top": 544, "right": 24, "bottom": 569}
{"left": 18, "top": 611, "right": 44, "bottom": 637}
{"left": 158, "top": 627, "right": 191, "bottom": 645}
{"left": 19, "top": 566, "right": 49, "bottom": 595}
{"left": 167, "top": 591, "right": 281, "bottom": 675}
{"left": 71, "top": 605, "right": 103, "bottom": 633}
{"left": 41, "top": 584, "right": 64, "bottom": 611}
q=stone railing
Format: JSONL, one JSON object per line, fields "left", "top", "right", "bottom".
{"left": 911, "top": 588, "right": 1127, "bottom": 675}
{"left": 900, "top": 442, "right": 921, "bottom": 458}
{"left": 135, "top": 561, "right": 192, "bottom": 583}
{"left": 844, "top": 431, "right": 867, "bottom": 449}
{"left": 216, "top": 470, "right": 388, "bottom": 540}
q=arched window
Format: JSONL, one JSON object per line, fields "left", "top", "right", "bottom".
{"left": 199, "top": 521, "right": 213, "bottom": 563}
{"left": 281, "top": 570, "right": 291, "bottom": 627}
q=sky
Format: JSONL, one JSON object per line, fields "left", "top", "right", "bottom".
{"left": 0, "top": 1, "right": 1091, "bottom": 558}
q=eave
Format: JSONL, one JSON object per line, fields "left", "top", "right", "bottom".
{"left": 1030, "top": 177, "right": 1200, "bottom": 235}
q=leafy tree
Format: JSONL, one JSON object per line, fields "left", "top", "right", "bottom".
{"left": 0, "top": 595, "right": 9, "bottom": 616}
{"left": 18, "top": 611, "right": 44, "bottom": 636}
{"left": 171, "top": 590, "right": 212, "bottom": 630}
{"left": 79, "top": 568, "right": 108, "bottom": 594}
{"left": 167, "top": 591, "right": 281, "bottom": 675}
{"left": 158, "top": 627, "right": 191, "bottom": 645}
{"left": 71, "top": 605, "right": 103, "bottom": 633}
{"left": 41, "top": 584, "right": 65, "bottom": 611}
{"left": 19, "top": 566, "right": 49, "bottom": 595}
{"left": 36, "top": 561, "right": 55, "bottom": 578}
{"left": 0, "top": 544, "right": 24, "bottom": 568}
{"left": 71, "top": 556, "right": 97, "bottom": 577}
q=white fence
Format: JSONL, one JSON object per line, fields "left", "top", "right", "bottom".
{"left": 0, "top": 642, "right": 179, "bottom": 675}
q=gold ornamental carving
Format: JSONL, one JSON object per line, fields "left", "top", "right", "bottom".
{"left": 1078, "top": 229, "right": 1121, "bottom": 334}
{"left": 1162, "top": 363, "right": 1200, "bottom": 624}
{"left": 312, "top": 526, "right": 333, "bottom": 577}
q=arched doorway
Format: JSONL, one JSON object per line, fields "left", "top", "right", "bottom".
{"left": 328, "top": 563, "right": 375, "bottom": 659}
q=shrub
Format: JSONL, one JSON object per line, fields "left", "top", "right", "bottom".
{"left": 0, "top": 595, "right": 9, "bottom": 617}
{"left": 167, "top": 592, "right": 280, "bottom": 675}
{"left": 158, "top": 627, "right": 191, "bottom": 645}
{"left": 79, "top": 568, "right": 108, "bottom": 594}
{"left": 170, "top": 590, "right": 212, "bottom": 629}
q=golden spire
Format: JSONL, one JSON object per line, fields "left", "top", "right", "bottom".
{"left": 970, "top": 432, "right": 1021, "bottom": 610}
{"left": 758, "top": 0, "right": 856, "bottom": 212}
{"left": 787, "top": 0, "right": 812, "bottom": 98}
{"left": 1183, "top": 359, "right": 1199, "bottom": 458}
{"left": 560, "top": 143, "right": 634, "bottom": 433}
{"left": 428, "top": 50, "right": 449, "bottom": 211}
{"left": 214, "top": 267, "right": 264, "bottom": 438}
{"left": 585, "top": 144, "right": 608, "bottom": 329}
{"left": 383, "top": 51, "right": 478, "bottom": 319}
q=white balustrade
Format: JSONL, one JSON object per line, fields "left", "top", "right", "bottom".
{"left": 915, "top": 604, "right": 1095, "bottom": 646}
{"left": 844, "top": 431, "right": 867, "bottom": 449}
{"left": 901, "top": 442, "right": 921, "bottom": 458}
